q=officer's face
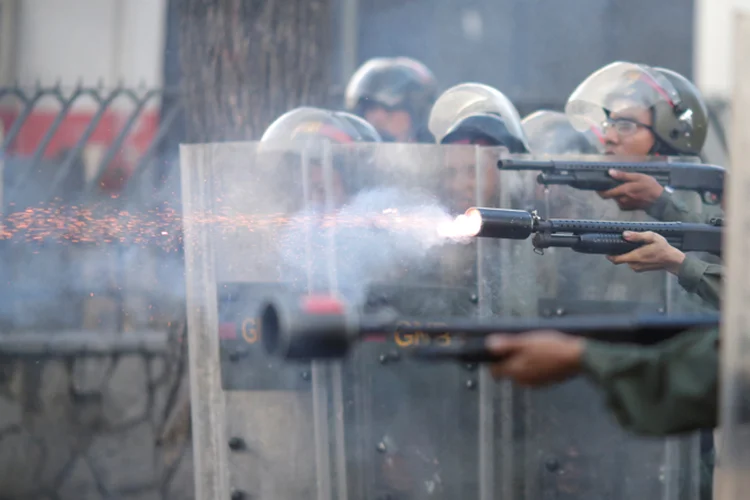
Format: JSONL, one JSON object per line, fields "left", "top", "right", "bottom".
{"left": 440, "top": 148, "right": 498, "bottom": 214}
{"left": 364, "top": 106, "right": 414, "bottom": 142}
{"left": 603, "top": 104, "right": 655, "bottom": 156}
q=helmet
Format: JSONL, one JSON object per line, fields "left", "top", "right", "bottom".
{"left": 441, "top": 113, "right": 529, "bottom": 152}
{"left": 429, "top": 83, "right": 530, "bottom": 151}
{"left": 333, "top": 111, "right": 383, "bottom": 143}
{"left": 565, "top": 62, "right": 708, "bottom": 155}
{"left": 261, "top": 106, "right": 381, "bottom": 148}
{"left": 260, "top": 107, "right": 381, "bottom": 209}
{"left": 521, "top": 110, "right": 604, "bottom": 155}
{"left": 345, "top": 57, "right": 438, "bottom": 129}
{"left": 652, "top": 67, "right": 709, "bottom": 153}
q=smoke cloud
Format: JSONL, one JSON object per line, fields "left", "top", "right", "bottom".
{"left": 277, "top": 186, "right": 465, "bottom": 304}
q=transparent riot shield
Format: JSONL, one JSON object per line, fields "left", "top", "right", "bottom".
{"left": 181, "top": 142, "right": 706, "bottom": 500}
{"left": 181, "top": 141, "right": 493, "bottom": 499}
{"left": 323, "top": 142, "right": 501, "bottom": 499}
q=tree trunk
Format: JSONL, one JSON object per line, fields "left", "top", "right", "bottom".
{"left": 177, "top": 2, "right": 335, "bottom": 499}
{"left": 179, "top": 0, "right": 333, "bottom": 142}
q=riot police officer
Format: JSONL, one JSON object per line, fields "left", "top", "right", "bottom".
{"left": 564, "top": 62, "right": 712, "bottom": 218}
{"left": 564, "top": 62, "right": 721, "bottom": 309}
{"left": 567, "top": 62, "right": 721, "bottom": 497}
{"left": 431, "top": 88, "right": 611, "bottom": 499}
{"left": 426, "top": 83, "right": 532, "bottom": 215}
{"left": 345, "top": 57, "right": 438, "bottom": 143}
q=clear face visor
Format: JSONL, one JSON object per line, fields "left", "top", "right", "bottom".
{"left": 260, "top": 108, "right": 359, "bottom": 153}
{"left": 428, "top": 84, "right": 528, "bottom": 145}
{"left": 334, "top": 112, "right": 383, "bottom": 143}
{"left": 522, "top": 111, "right": 605, "bottom": 154}
{"left": 565, "top": 62, "right": 683, "bottom": 133}
{"left": 345, "top": 59, "right": 392, "bottom": 110}
{"left": 521, "top": 111, "right": 568, "bottom": 137}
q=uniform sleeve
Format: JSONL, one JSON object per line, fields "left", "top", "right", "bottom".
{"left": 677, "top": 256, "right": 723, "bottom": 309}
{"left": 646, "top": 191, "right": 706, "bottom": 223}
{"left": 580, "top": 329, "right": 719, "bottom": 436}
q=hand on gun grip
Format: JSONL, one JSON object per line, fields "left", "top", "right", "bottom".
{"left": 486, "top": 332, "right": 585, "bottom": 387}
{"left": 606, "top": 231, "right": 686, "bottom": 273}
{"left": 597, "top": 170, "right": 665, "bottom": 210}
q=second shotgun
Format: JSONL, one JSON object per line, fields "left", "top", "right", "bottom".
{"left": 453, "top": 207, "right": 723, "bottom": 256}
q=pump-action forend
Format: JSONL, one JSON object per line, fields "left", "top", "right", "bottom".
{"left": 259, "top": 295, "right": 719, "bottom": 363}
{"left": 497, "top": 158, "right": 725, "bottom": 204}
{"left": 456, "top": 207, "right": 723, "bottom": 256}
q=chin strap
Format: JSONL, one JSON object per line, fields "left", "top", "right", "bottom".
{"left": 648, "top": 134, "right": 681, "bottom": 156}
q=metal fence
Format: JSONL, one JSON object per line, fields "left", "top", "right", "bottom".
{"left": 0, "top": 84, "right": 183, "bottom": 201}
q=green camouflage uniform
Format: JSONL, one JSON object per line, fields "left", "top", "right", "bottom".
{"left": 583, "top": 191, "right": 722, "bottom": 499}
{"left": 582, "top": 328, "right": 718, "bottom": 496}
{"left": 581, "top": 328, "right": 718, "bottom": 435}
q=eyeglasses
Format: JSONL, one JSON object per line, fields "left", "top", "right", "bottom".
{"left": 601, "top": 117, "right": 653, "bottom": 137}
